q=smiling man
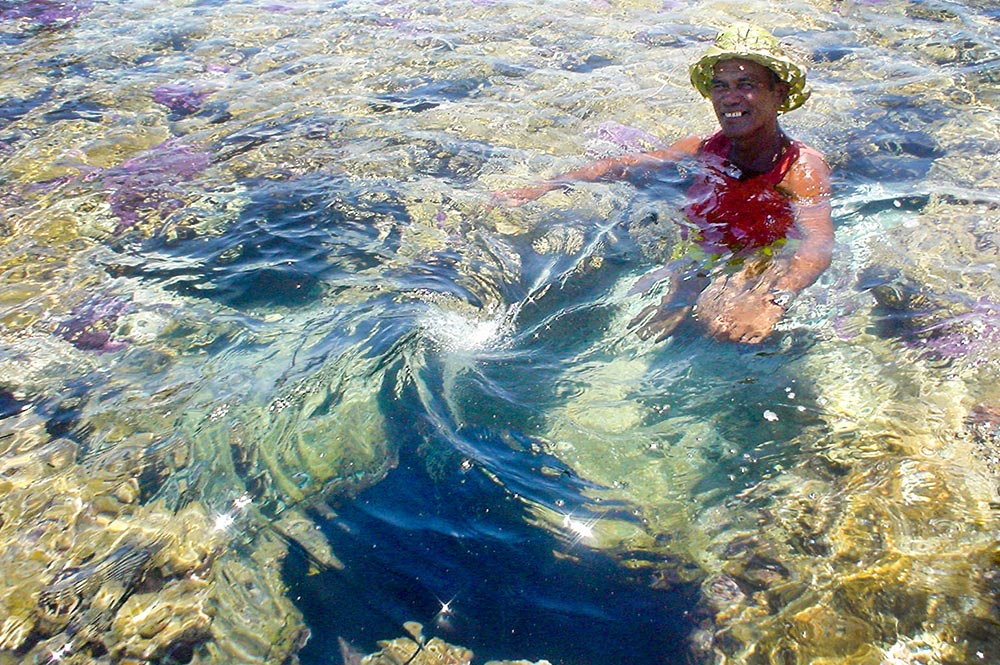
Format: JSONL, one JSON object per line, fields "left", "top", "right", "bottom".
{"left": 495, "top": 24, "right": 833, "bottom": 344}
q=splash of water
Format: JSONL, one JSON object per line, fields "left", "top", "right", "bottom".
{"left": 420, "top": 304, "right": 519, "bottom": 354}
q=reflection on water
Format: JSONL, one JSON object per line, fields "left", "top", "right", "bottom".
{"left": 1, "top": 0, "right": 1000, "bottom": 663}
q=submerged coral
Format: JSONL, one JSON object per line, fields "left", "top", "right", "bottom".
{"left": 152, "top": 83, "right": 215, "bottom": 117}
{"left": 90, "top": 139, "right": 213, "bottom": 234}
{"left": 0, "top": 0, "right": 92, "bottom": 28}
{"left": 0, "top": 405, "right": 234, "bottom": 661}
{"left": 584, "top": 121, "right": 667, "bottom": 159}
{"left": 349, "top": 622, "right": 552, "bottom": 665}
{"left": 55, "top": 294, "right": 131, "bottom": 352}
{"left": 0, "top": 384, "right": 368, "bottom": 663}
{"left": 911, "top": 298, "right": 1000, "bottom": 366}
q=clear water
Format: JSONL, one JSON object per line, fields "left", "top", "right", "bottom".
{"left": 1, "top": 1, "right": 999, "bottom": 663}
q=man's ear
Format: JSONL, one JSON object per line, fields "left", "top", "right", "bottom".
{"left": 777, "top": 81, "right": 790, "bottom": 103}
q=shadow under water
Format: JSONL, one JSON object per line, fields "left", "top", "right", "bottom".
{"left": 286, "top": 432, "right": 700, "bottom": 665}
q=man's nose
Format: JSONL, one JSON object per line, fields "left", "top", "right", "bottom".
{"left": 718, "top": 86, "right": 744, "bottom": 104}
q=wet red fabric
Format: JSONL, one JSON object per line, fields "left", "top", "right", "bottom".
{"left": 684, "top": 131, "right": 801, "bottom": 254}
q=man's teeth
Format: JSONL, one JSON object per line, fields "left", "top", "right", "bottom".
{"left": 724, "top": 112, "right": 744, "bottom": 118}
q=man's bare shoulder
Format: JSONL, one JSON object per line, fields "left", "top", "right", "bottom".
{"left": 653, "top": 134, "right": 705, "bottom": 159}
{"left": 785, "top": 142, "right": 832, "bottom": 199}
{"left": 795, "top": 143, "right": 830, "bottom": 170}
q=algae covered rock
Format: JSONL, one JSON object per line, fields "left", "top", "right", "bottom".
{"left": 0, "top": 415, "right": 226, "bottom": 659}
{"left": 348, "top": 622, "right": 553, "bottom": 665}
{"left": 0, "top": 399, "right": 317, "bottom": 664}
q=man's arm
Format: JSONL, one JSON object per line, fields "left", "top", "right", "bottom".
{"left": 493, "top": 135, "right": 702, "bottom": 206}
{"left": 767, "top": 147, "right": 834, "bottom": 293}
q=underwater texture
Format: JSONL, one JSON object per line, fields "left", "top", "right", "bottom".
{"left": 1, "top": 0, "right": 999, "bottom": 663}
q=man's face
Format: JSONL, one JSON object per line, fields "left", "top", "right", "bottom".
{"left": 709, "top": 58, "right": 788, "bottom": 139}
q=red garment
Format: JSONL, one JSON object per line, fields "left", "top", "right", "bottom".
{"left": 684, "top": 131, "right": 801, "bottom": 254}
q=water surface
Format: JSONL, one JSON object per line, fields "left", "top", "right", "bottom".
{"left": 1, "top": 1, "right": 999, "bottom": 663}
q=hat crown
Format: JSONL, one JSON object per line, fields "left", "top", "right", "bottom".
{"left": 689, "top": 23, "right": 811, "bottom": 114}
{"left": 714, "top": 23, "right": 781, "bottom": 54}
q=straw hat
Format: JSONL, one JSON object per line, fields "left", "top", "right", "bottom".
{"left": 689, "top": 23, "right": 811, "bottom": 114}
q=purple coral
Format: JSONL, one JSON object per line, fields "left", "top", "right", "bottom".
{"left": 56, "top": 296, "right": 131, "bottom": 352}
{"left": 908, "top": 297, "right": 1000, "bottom": 366}
{"left": 585, "top": 122, "right": 666, "bottom": 158}
{"left": 91, "top": 139, "right": 211, "bottom": 233}
{"left": 152, "top": 83, "right": 214, "bottom": 116}
{"left": 0, "top": 0, "right": 92, "bottom": 27}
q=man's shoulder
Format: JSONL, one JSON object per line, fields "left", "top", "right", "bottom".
{"left": 663, "top": 134, "right": 707, "bottom": 157}
{"left": 784, "top": 141, "right": 832, "bottom": 199}
{"left": 792, "top": 141, "right": 829, "bottom": 169}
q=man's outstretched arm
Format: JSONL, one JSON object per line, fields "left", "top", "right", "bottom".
{"left": 493, "top": 135, "right": 702, "bottom": 206}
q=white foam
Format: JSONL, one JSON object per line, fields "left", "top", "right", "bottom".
{"left": 421, "top": 305, "right": 517, "bottom": 354}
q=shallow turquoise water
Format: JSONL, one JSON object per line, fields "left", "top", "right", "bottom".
{"left": 1, "top": 1, "right": 999, "bottom": 663}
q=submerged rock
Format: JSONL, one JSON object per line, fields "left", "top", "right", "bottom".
{"left": 354, "top": 622, "right": 553, "bottom": 665}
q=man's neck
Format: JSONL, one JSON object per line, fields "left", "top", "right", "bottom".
{"left": 729, "top": 127, "right": 787, "bottom": 174}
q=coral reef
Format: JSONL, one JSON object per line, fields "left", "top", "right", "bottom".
{"left": 0, "top": 368, "right": 330, "bottom": 663}
{"left": 345, "top": 622, "right": 552, "bottom": 665}
{"left": 0, "top": 0, "right": 998, "bottom": 663}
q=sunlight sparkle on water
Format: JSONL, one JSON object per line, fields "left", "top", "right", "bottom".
{"left": 212, "top": 494, "right": 253, "bottom": 533}
{"left": 561, "top": 513, "right": 600, "bottom": 546}
{"left": 47, "top": 643, "right": 73, "bottom": 663}
{"left": 213, "top": 512, "right": 236, "bottom": 532}
{"left": 435, "top": 593, "right": 458, "bottom": 617}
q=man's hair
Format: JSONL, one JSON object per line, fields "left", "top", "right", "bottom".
{"left": 765, "top": 67, "right": 782, "bottom": 90}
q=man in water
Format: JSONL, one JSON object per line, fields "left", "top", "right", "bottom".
{"left": 494, "top": 23, "right": 833, "bottom": 344}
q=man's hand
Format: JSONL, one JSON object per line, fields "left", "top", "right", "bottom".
{"left": 694, "top": 271, "right": 787, "bottom": 344}
{"left": 628, "top": 300, "right": 692, "bottom": 342}
{"left": 492, "top": 183, "right": 559, "bottom": 207}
